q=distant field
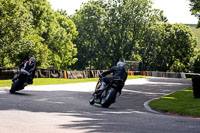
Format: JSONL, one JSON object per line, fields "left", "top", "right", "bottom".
{"left": 187, "top": 24, "right": 200, "bottom": 48}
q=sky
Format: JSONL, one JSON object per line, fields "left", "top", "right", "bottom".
{"left": 48, "top": 0, "right": 198, "bottom": 24}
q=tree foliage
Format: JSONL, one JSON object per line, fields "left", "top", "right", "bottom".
{"left": 0, "top": 0, "right": 198, "bottom": 73}
{"left": 189, "top": 0, "right": 200, "bottom": 28}
{"left": 140, "top": 23, "right": 197, "bottom": 72}
{"left": 0, "top": 0, "right": 42, "bottom": 66}
{"left": 0, "top": 0, "right": 78, "bottom": 69}
{"left": 72, "top": 0, "right": 164, "bottom": 70}
{"left": 71, "top": 0, "right": 197, "bottom": 72}
{"left": 47, "top": 11, "right": 78, "bottom": 69}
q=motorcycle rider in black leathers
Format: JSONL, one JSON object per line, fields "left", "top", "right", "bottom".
{"left": 16, "top": 57, "right": 36, "bottom": 85}
{"left": 96, "top": 61, "right": 127, "bottom": 93}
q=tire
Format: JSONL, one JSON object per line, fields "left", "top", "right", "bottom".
{"left": 10, "top": 80, "right": 21, "bottom": 94}
{"left": 89, "top": 96, "right": 95, "bottom": 105}
{"left": 101, "top": 88, "right": 117, "bottom": 108}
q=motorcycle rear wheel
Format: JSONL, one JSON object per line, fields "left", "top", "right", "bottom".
{"left": 101, "top": 88, "right": 117, "bottom": 108}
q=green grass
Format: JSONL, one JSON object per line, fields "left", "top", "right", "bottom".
{"left": 185, "top": 24, "right": 200, "bottom": 48}
{"left": 32, "top": 78, "right": 98, "bottom": 86}
{"left": 149, "top": 86, "right": 200, "bottom": 117}
{"left": 0, "top": 75, "right": 147, "bottom": 87}
{"left": 190, "top": 26, "right": 200, "bottom": 48}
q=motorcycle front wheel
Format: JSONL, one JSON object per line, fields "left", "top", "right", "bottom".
{"left": 10, "top": 80, "right": 21, "bottom": 94}
{"left": 101, "top": 88, "right": 117, "bottom": 108}
{"left": 89, "top": 96, "right": 95, "bottom": 105}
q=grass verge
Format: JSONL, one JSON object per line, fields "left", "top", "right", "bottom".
{"left": 0, "top": 75, "right": 147, "bottom": 87}
{"left": 149, "top": 86, "right": 200, "bottom": 117}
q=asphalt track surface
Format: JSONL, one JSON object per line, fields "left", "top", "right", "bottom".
{"left": 0, "top": 77, "right": 200, "bottom": 133}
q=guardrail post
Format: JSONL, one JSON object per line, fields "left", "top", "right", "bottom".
{"left": 142, "top": 71, "right": 146, "bottom": 76}
{"left": 64, "top": 70, "right": 67, "bottom": 79}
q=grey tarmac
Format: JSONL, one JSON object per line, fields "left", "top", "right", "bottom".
{"left": 0, "top": 77, "right": 199, "bottom": 133}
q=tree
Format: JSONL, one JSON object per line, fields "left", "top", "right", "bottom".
{"left": 138, "top": 24, "right": 165, "bottom": 71}
{"left": 47, "top": 11, "right": 78, "bottom": 69}
{"left": 25, "top": 0, "right": 78, "bottom": 69}
{"left": 139, "top": 23, "right": 197, "bottom": 72}
{"left": 0, "top": 0, "right": 44, "bottom": 67}
{"left": 71, "top": 0, "right": 107, "bottom": 70}
{"left": 193, "top": 54, "right": 200, "bottom": 73}
{"left": 162, "top": 23, "right": 197, "bottom": 72}
{"left": 72, "top": 0, "right": 163, "bottom": 70}
{"left": 0, "top": 0, "right": 78, "bottom": 69}
{"left": 189, "top": 0, "right": 200, "bottom": 28}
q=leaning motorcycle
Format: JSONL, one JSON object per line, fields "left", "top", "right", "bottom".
{"left": 10, "top": 69, "right": 32, "bottom": 94}
{"left": 89, "top": 77, "right": 124, "bottom": 108}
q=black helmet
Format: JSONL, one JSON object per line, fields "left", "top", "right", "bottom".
{"left": 117, "top": 61, "right": 125, "bottom": 68}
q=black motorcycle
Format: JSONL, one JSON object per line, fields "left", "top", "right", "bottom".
{"left": 89, "top": 77, "right": 124, "bottom": 108}
{"left": 10, "top": 69, "right": 32, "bottom": 94}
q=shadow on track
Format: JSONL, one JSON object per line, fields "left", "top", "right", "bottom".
{"left": 0, "top": 77, "right": 195, "bottom": 133}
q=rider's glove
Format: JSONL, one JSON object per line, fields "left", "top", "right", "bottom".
{"left": 99, "top": 74, "right": 103, "bottom": 78}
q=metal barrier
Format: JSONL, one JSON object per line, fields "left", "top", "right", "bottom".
{"left": 0, "top": 68, "right": 105, "bottom": 79}
{"left": 0, "top": 67, "right": 199, "bottom": 80}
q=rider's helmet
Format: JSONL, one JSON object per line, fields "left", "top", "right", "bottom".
{"left": 117, "top": 61, "right": 125, "bottom": 68}
{"left": 29, "top": 57, "right": 36, "bottom": 65}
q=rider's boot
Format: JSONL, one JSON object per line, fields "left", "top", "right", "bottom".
{"left": 95, "top": 82, "right": 106, "bottom": 94}
{"left": 24, "top": 82, "right": 28, "bottom": 86}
